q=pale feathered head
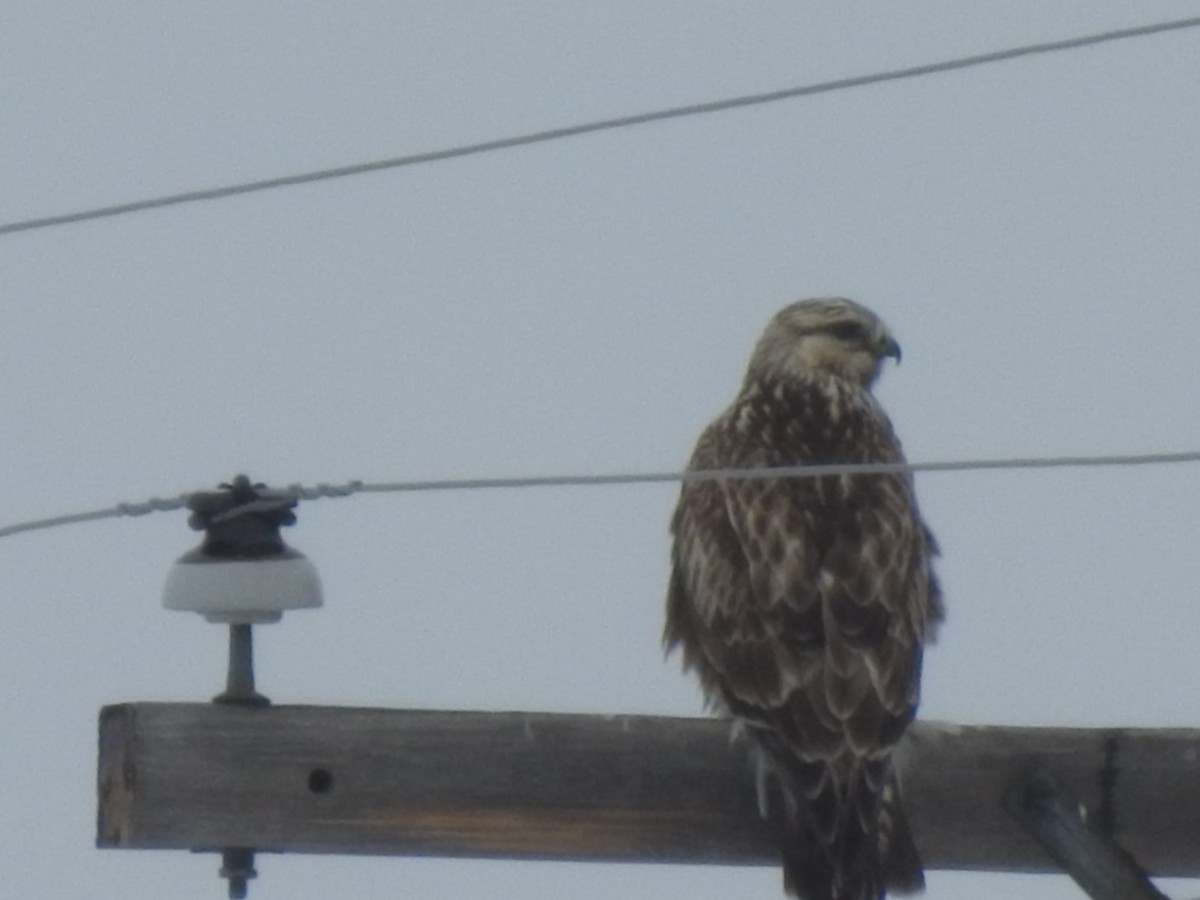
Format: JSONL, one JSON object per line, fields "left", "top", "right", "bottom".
{"left": 746, "top": 297, "right": 901, "bottom": 388}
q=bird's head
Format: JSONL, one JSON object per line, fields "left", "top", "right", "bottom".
{"left": 746, "top": 297, "right": 901, "bottom": 388}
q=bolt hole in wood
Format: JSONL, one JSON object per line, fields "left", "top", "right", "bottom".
{"left": 308, "top": 768, "right": 334, "bottom": 794}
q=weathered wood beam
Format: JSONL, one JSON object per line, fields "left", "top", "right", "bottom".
{"left": 97, "top": 703, "right": 1200, "bottom": 876}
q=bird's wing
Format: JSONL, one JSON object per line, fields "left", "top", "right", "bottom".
{"left": 666, "top": 405, "right": 932, "bottom": 900}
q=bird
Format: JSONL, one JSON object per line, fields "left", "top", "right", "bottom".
{"left": 665, "top": 298, "right": 943, "bottom": 900}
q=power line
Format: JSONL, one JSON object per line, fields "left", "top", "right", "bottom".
{"left": 1, "top": 449, "right": 1197, "bottom": 541}
{"left": 3, "top": 15, "right": 1199, "bottom": 238}
{"left": 0, "top": 495, "right": 189, "bottom": 540}
{"left": 329, "top": 449, "right": 1200, "bottom": 494}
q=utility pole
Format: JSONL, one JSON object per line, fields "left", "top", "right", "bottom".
{"left": 98, "top": 705, "right": 1199, "bottom": 894}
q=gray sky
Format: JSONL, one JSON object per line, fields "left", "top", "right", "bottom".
{"left": 3, "top": 4, "right": 1199, "bottom": 899}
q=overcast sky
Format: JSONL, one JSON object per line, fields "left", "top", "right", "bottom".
{"left": 3, "top": 4, "right": 1200, "bottom": 899}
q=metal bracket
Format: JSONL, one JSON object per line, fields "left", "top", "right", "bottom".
{"left": 1005, "top": 766, "right": 1168, "bottom": 900}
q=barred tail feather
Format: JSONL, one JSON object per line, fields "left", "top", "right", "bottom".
{"left": 755, "top": 738, "right": 924, "bottom": 900}
{"left": 880, "top": 776, "right": 924, "bottom": 895}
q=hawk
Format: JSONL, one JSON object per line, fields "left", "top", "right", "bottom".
{"left": 665, "top": 298, "right": 943, "bottom": 900}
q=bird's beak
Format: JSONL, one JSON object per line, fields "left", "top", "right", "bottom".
{"left": 879, "top": 336, "right": 902, "bottom": 364}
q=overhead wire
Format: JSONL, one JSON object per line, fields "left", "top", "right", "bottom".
{"left": 1, "top": 449, "right": 1197, "bottom": 541}
{"left": 2, "top": 15, "right": 1199, "bottom": 237}
{"left": 2, "top": 15, "right": 1198, "bottom": 539}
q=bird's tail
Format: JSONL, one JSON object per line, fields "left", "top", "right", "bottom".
{"left": 878, "top": 773, "right": 924, "bottom": 895}
{"left": 756, "top": 742, "right": 924, "bottom": 900}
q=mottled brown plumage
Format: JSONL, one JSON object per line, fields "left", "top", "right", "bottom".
{"left": 665, "top": 298, "right": 943, "bottom": 900}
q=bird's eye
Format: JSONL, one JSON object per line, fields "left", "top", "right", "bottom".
{"left": 827, "top": 322, "right": 867, "bottom": 342}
